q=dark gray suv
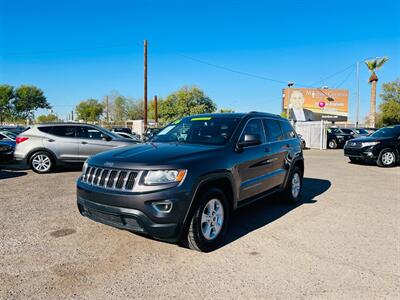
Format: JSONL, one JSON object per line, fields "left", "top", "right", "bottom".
{"left": 14, "top": 123, "right": 138, "bottom": 173}
{"left": 77, "top": 112, "right": 304, "bottom": 252}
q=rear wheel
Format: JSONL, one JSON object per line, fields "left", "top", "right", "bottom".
{"left": 30, "top": 151, "right": 53, "bottom": 174}
{"left": 377, "top": 149, "right": 397, "bottom": 167}
{"left": 185, "top": 188, "right": 229, "bottom": 252}
{"left": 282, "top": 166, "right": 303, "bottom": 203}
{"left": 328, "top": 139, "right": 337, "bottom": 149}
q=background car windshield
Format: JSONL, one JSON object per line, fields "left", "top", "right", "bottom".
{"left": 356, "top": 129, "right": 369, "bottom": 134}
{"left": 328, "top": 128, "right": 343, "bottom": 134}
{"left": 371, "top": 126, "right": 400, "bottom": 138}
{"left": 152, "top": 117, "right": 240, "bottom": 145}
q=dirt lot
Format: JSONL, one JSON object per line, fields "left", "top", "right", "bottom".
{"left": 0, "top": 150, "right": 399, "bottom": 299}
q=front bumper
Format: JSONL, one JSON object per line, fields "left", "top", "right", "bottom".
{"left": 344, "top": 147, "right": 377, "bottom": 160}
{"left": 76, "top": 180, "right": 192, "bottom": 241}
{"left": 77, "top": 197, "right": 179, "bottom": 241}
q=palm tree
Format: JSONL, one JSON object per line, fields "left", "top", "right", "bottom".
{"left": 364, "top": 57, "right": 389, "bottom": 127}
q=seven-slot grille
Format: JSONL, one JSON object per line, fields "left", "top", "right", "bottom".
{"left": 81, "top": 166, "right": 138, "bottom": 190}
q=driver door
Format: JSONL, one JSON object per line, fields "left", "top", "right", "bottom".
{"left": 76, "top": 126, "right": 115, "bottom": 159}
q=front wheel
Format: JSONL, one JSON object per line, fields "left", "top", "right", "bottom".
{"left": 377, "top": 149, "right": 397, "bottom": 167}
{"left": 185, "top": 188, "right": 229, "bottom": 252}
{"left": 30, "top": 151, "right": 54, "bottom": 174}
{"left": 328, "top": 139, "right": 337, "bottom": 149}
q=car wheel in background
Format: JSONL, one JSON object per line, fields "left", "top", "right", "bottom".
{"left": 282, "top": 166, "right": 303, "bottom": 203}
{"left": 377, "top": 149, "right": 397, "bottom": 168}
{"left": 30, "top": 151, "right": 54, "bottom": 174}
{"left": 328, "top": 139, "right": 337, "bottom": 149}
{"left": 185, "top": 188, "right": 229, "bottom": 252}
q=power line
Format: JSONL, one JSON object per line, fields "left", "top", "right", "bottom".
{"left": 309, "top": 63, "right": 356, "bottom": 87}
{"left": 335, "top": 66, "right": 356, "bottom": 88}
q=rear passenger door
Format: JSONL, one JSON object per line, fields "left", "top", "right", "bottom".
{"left": 44, "top": 126, "right": 80, "bottom": 160}
{"left": 262, "top": 119, "right": 287, "bottom": 188}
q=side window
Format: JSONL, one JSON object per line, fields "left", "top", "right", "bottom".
{"left": 38, "top": 126, "right": 53, "bottom": 134}
{"left": 50, "top": 126, "right": 76, "bottom": 138}
{"left": 77, "top": 126, "right": 108, "bottom": 140}
{"left": 0, "top": 133, "right": 6, "bottom": 140}
{"left": 263, "top": 119, "right": 284, "bottom": 142}
{"left": 279, "top": 121, "right": 296, "bottom": 139}
{"left": 239, "top": 119, "right": 265, "bottom": 144}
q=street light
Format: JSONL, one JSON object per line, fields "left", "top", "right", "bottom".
{"left": 286, "top": 82, "right": 294, "bottom": 120}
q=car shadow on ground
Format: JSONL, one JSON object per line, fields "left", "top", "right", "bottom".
{"left": 0, "top": 165, "right": 28, "bottom": 179}
{"left": 221, "top": 177, "right": 331, "bottom": 248}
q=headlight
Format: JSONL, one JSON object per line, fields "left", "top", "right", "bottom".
{"left": 144, "top": 170, "right": 187, "bottom": 185}
{"left": 361, "top": 141, "right": 380, "bottom": 147}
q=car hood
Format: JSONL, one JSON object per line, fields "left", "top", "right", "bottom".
{"left": 88, "top": 142, "right": 223, "bottom": 169}
{"left": 349, "top": 136, "right": 392, "bottom": 143}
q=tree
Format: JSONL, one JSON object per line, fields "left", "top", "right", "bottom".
{"left": 159, "top": 86, "right": 216, "bottom": 123}
{"left": 76, "top": 99, "right": 104, "bottom": 122}
{"left": 364, "top": 57, "right": 389, "bottom": 127}
{"left": 37, "top": 114, "right": 59, "bottom": 123}
{"left": 13, "top": 85, "right": 51, "bottom": 119}
{"left": 378, "top": 79, "right": 400, "bottom": 125}
{"left": 127, "top": 99, "right": 144, "bottom": 120}
{"left": 112, "top": 96, "right": 129, "bottom": 121}
{"left": 0, "top": 84, "right": 14, "bottom": 123}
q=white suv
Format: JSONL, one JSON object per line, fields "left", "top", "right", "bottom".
{"left": 14, "top": 123, "right": 139, "bottom": 173}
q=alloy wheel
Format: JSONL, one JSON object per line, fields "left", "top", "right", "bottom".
{"left": 201, "top": 198, "right": 224, "bottom": 241}
{"left": 32, "top": 154, "right": 51, "bottom": 172}
{"left": 382, "top": 152, "right": 395, "bottom": 166}
{"left": 291, "top": 173, "right": 301, "bottom": 199}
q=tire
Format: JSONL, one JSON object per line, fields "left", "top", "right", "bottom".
{"left": 377, "top": 149, "right": 397, "bottom": 168}
{"left": 328, "top": 139, "right": 337, "bottom": 149}
{"left": 282, "top": 166, "right": 303, "bottom": 203}
{"left": 30, "top": 151, "right": 54, "bottom": 174}
{"left": 302, "top": 141, "right": 306, "bottom": 150}
{"left": 185, "top": 188, "right": 230, "bottom": 252}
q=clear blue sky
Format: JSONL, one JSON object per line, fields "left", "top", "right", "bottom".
{"left": 0, "top": 0, "right": 399, "bottom": 122}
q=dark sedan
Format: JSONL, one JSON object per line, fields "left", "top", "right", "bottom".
{"left": 0, "top": 140, "right": 16, "bottom": 162}
{"left": 344, "top": 125, "right": 400, "bottom": 167}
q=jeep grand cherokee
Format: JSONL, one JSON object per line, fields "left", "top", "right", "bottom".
{"left": 77, "top": 112, "right": 304, "bottom": 252}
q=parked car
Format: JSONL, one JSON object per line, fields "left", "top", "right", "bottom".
{"left": 344, "top": 125, "right": 400, "bottom": 167}
{"left": 0, "top": 126, "right": 27, "bottom": 135}
{"left": 14, "top": 123, "right": 138, "bottom": 173}
{"left": 143, "top": 127, "right": 161, "bottom": 141}
{"left": 115, "top": 132, "right": 141, "bottom": 142}
{"left": 340, "top": 128, "right": 369, "bottom": 138}
{"left": 327, "top": 127, "right": 354, "bottom": 149}
{"left": 111, "top": 127, "right": 132, "bottom": 134}
{"left": 0, "top": 130, "right": 18, "bottom": 141}
{"left": 0, "top": 140, "right": 15, "bottom": 162}
{"left": 77, "top": 112, "right": 304, "bottom": 252}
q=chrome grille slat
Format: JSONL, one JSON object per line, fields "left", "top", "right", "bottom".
{"left": 82, "top": 165, "right": 138, "bottom": 191}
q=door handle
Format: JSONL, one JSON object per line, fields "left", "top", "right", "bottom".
{"left": 47, "top": 139, "right": 55, "bottom": 142}
{"left": 81, "top": 141, "right": 88, "bottom": 145}
{"left": 282, "top": 144, "right": 290, "bottom": 149}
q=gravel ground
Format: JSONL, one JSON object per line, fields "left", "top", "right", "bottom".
{"left": 0, "top": 150, "right": 399, "bottom": 299}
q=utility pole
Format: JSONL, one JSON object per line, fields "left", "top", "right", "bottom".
{"left": 154, "top": 95, "right": 158, "bottom": 124}
{"left": 143, "top": 39, "right": 148, "bottom": 132}
{"left": 106, "top": 95, "right": 109, "bottom": 123}
{"left": 356, "top": 61, "right": 360, "bottom": 128}
{"left": 71, "top": 110, "right": 74, "bottom": 121}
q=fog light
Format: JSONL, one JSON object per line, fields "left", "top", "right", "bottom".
{"left": 365, "top": 151, "right": 373, "bottom": 157}
{"left": 151, "top": 200, "right": 173, "bottom": 213}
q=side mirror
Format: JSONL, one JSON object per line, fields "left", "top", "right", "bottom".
{"left": 237, "top": 134, "right": 261, "bottom": 148}
{"left": 102, "top": 135, "right": 111, "bottom": 141}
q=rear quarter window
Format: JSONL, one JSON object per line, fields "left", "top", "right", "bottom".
{"left": 279, "top": 121, "right": 296, "bottom": 139}
{"left": 38, "top": 126, "right": 53, "bottom": 133}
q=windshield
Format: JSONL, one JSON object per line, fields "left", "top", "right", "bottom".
{"left": 371, "top": 126, "right": 400, "bottom": 138}
{"left": 152, "top": 117, "right": 241, "bottom": 145}
{"left": 0, "top": 131, "right": 17, "bottom": 139}
{"left": 328, "top": 128, "right": 343, "bottom": 134}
